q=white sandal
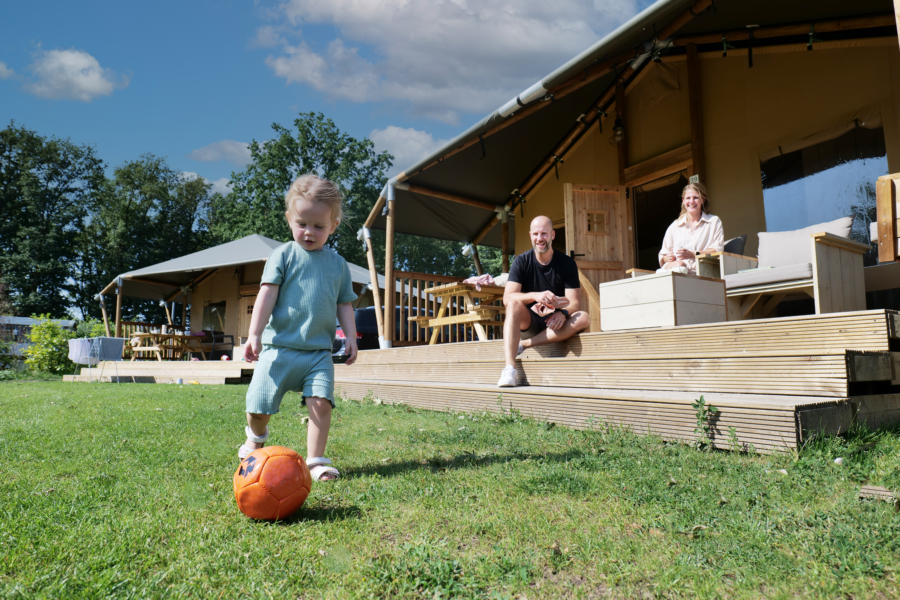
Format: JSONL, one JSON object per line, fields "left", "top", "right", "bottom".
{"left": 238, "top": 425, "right": 269, "bottom": 459}
{"left": 307, "top": 457, "right": 340, "bottom": 481}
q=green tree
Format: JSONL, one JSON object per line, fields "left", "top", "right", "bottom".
{"left": 73, "top": 156, "right": 213, "bottom": 322}
{"left": 208, "top": 112, "right": 487, "bottom": 278}
{"left": 207, "top": 112, "right": 391, "bottom": 269}
{"left": 0, "top": 122, "right": 105, "bottom": 317}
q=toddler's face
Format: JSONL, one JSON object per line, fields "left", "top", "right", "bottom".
{"left": 286, "top": 199, "right": 338, "bottom": 251}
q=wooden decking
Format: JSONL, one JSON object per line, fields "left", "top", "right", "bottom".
{"left": 335, "top": 310, "right": 900, "bottom": 453}
{"left": 63, "top": 360, "right": 255, "bottom": 385}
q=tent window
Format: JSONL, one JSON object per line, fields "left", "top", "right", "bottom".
{"left": 586, "top": 211, "right": 608, "bottom": 235}
{"left": 202, "top": 301, "right": 227, "bottom": 332}
{"left": 761, "top": 125, "right": 887, "bottom": 243}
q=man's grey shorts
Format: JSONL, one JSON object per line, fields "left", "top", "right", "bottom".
{"left": 520, "top": 309, "right": 553, "bottom": 340}
{"left": 245, "top": 345, "right": 335, "bottom": 415}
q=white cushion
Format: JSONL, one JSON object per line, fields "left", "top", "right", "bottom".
{"left": 724, "top": 263, "right": 813, "bottom": 289}
{"left": 757, "top": 216, "right": 853, "bottom": 268}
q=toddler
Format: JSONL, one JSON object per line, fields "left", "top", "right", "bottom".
{"left": 239, "top": 174, "right": 358, "bottom": 481}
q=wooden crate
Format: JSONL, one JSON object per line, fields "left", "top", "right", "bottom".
{"left": 599, "top": 271, "right": 726, "bottom": 331}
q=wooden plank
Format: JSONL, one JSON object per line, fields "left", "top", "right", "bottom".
{"left": 385, "top": 199, "right": 395, "bottom": 344}
{"left": 877, "top": 176, "right": 897, "bottom": 262}
{"left": 859, "top": 485, "right": 898, "bottom": 501}
{"left": 622, "top": 143, "right": 692, "bottom": 184}
{"left": 673, "top": 13, "right": 896, "bottom": 46}
{"left": 574, "top": 260, "right": 624, "bottom": 271}
{"left": 797, "top": 404, "right": 853, "bottom": 441}
{"left": 812, "top": 238, "right": 832, "bottom": 314}
{"left": 615, "top": 82, "right": 627, "bottom": 184}
{"left": 577, "top": 268, "right": 602, "bottom": 333}
{"left": 686, "top": 44, "right": 706, "bottom": 184}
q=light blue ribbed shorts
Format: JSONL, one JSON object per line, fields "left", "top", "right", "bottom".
{"left": 245, "top": 345, "right": 335, "bottom": 415}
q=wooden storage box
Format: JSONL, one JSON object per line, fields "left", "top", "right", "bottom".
{"left": 599, "top": 271, "right": 727, "bottom": 331}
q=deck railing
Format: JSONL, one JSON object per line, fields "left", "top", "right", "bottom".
{"left": 388, "top": 271, "right": 504, "bottom": 345}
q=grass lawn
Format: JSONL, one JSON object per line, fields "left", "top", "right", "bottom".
{"left": 2, "top": 381, "right": 900, "bottom": 599}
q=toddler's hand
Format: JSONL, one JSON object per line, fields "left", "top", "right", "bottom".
{"left": 243, "top": 336, "right": 262, "bottom": 362}
{"left": 343, "top": 339, "right": 358, "bottom": 366}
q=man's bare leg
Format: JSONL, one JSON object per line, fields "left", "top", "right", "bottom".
{"left": 522, "top": 311, "right": 591, "bottom": 349}
{"left": 503, "top": 299, "right": 533, "bottom": 367}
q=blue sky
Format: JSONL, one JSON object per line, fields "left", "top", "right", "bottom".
{"left": 1, "top": 0, "right": 649, "bottom": 192}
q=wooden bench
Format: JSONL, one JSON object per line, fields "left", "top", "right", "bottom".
{"left": 697, "top": 232, "right": 870, "bottom": 320}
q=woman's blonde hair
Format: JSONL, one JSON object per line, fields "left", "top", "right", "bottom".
{"left": 284, "top": 174, "right": 343, "bottom": 223}
{"left": 677, "top": 181, "right": 709, "bottom": 223}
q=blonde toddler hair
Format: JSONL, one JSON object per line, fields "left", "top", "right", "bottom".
{"left": 284, "top": 174, "right": 343, "bottom": 223}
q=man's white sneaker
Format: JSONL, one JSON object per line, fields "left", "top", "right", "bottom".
{"left": 497, "top": 366, "right": 518, "bottom": 387}
{"left": 517, "top": 343, "right": 525, "bottom": 356}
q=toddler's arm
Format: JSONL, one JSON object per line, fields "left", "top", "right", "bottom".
{"left": 243, "top": 283, "right": 279, "bottom": 362}
{"left": 336, "top": 302, "right": 358, "bottom": 365}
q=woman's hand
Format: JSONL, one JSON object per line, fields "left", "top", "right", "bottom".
{"left": 674, "top": 248, "right": 694, "bottom": 260}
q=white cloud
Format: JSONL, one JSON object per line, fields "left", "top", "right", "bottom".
{"left": 182, "top": 171, "right": 233, "bottom": 195}
{"left": 25, "top": 49, "right": 128, "bottom": 101}
{"left": 0, "top": 62, "right": 15, "bottom": 80}
{"left": 369, "top": 126, "right": 449, "bottom": 176}
{"left": 261, "top": 0, "right": 640, "bottom": 124}
{"left": 188, "top": 140, "right": 253, "bottom": 167}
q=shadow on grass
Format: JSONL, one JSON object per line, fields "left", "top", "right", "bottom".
{"left": 345, "top": 448, "right": 593, "bottom": 479}
{"left": 266, "top": 504, "right": 363, "bottom": 525}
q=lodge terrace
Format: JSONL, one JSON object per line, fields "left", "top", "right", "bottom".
{"left": 75, "top": 0, "right": 900, "bottom": 452}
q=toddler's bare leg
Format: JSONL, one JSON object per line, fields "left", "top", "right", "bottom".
{"left": 245, "top": 413, "right": 271, "bottom": 451}
{"left": 306, "top": 397, "right": 334, "bottom": 477}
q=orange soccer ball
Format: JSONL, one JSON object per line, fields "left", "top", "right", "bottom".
{"left": 233, "top": 446, "right": 312, "bottom": 520}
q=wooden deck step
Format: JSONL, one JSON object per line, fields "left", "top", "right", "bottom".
{"left": 335, "top": 379, "right": 852, "bottom": 453}
{"left": 63, "top": 374, "right": 237, "bottom": 385}
{"left": 354, "top": 310, "right": 897, "bottom": 365}
{"left": 90, "top": 361, "right": 255, "bottom": 370}
{"left": 78, "top": 366, "right": 250, "bottom": 377}
{"left": 337, "top": 350, "right": 893, "bottom": 398}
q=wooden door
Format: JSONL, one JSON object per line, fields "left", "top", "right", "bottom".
{"left": 564, "top": 183, "right": 634, "bottom": 332}
{"left": 238, "top": 296, "right": 255, "bottom": 340}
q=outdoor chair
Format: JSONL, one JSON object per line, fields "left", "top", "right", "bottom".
{"left": 697, "top": 217, "right": 870, "bottom": 320}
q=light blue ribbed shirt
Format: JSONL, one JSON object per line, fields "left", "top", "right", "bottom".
{"left": 260, "top": 242, "right": 356, "bottom": 351}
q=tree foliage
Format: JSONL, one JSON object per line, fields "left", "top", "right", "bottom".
{"left": 0, "top": 122, "right": 105, "bottom": 318}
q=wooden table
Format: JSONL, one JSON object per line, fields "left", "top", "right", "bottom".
{"left": 410, "top": 282, "right": 506, "bottom": 345}
{"left": 130, "top": 333, "right": 208, "bottom": 361}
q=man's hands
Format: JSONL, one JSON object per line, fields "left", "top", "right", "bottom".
{"left": 544, "top": 310, "right": 566, "bottom": 330}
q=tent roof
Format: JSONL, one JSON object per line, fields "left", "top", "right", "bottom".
{"left": 107, "top": 234, "right": 387, "bottom": 302}
{"left": 368, "top": 0, "right": 894, "bottom": 248}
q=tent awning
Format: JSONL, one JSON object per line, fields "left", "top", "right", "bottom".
{"left": 367, "top": 0, "right": 893, "bottom": 248}
{"left": 102, "top": 234, "right": 388, "bottom": 302}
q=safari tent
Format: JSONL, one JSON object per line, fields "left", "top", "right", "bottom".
{"left": 356, "top": 0, "right": 900, "bottom": 340}
{"left": 97, "top": 234, "right": 389, "bottom": 343}
{"left": 332, "top": 0, "right": 900, "bottom": 453}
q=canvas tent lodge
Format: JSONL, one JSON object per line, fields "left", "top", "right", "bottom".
{"left": 94, "top": 234, "right": 389, "bottom": 358}
{"left": 333, "top": 0, "right": 900, "bottom": 452}
{"left": 355, "top": 0, "right": 900, "bottom": 344}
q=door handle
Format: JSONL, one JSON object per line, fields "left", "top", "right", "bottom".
{"left": 569, "top": 251, "right": 585, "bottom": 259}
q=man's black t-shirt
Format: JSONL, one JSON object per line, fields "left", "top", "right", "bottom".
{"left": 508, "top": 249, "right": 580, "bottom": 306}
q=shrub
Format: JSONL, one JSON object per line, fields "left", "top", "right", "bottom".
{"left": 76, "top": 318, "right": 107, "bottom": 339}
{"left": 23, "top": 314, "right": 75, "bottom": 373}
{"left": 0, "top": 338, "right": 15, "bottom": 370}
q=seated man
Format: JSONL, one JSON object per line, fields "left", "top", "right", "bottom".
{"left": 498, "top": 215, "right": 591, "bottom": 387}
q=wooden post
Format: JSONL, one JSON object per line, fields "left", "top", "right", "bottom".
{"left": 686, "top": 43, "right": 707, "bottom": 184}
{"left": 98, "top": 295, "right": 111, "bottom": 337}
{"left": 891, "top": 0, "right": 899, "bottom": 49}
{"left": 501, "top": 221, "right": 510, "bottom": 272}
{"left": 364, "top": 235, "right": 385, "bottom": 340}
{"left": 472, "top": 246, "right": 484, "bottom": 276}
{"left": 877, "top": 175, "right": 898, "bottom": 263}
{"left": 384, "top": 199, "right": 395, "bottom": 346}
{"left": 615, "top": 81, "right": 628, "bottom": 185}
{"left": 114, "top": 283, "right": 123, "bottom": 338}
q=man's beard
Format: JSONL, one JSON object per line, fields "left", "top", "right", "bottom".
{"left": 533, "top": 241, "right": 551, "bottom": 255}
